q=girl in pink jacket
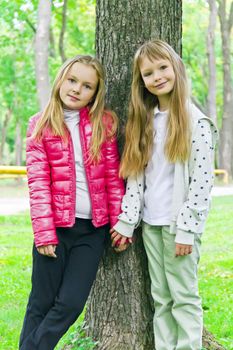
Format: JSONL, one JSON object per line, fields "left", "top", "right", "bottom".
{"left": 19, "top": 55, "right": 125, "bottom": 350}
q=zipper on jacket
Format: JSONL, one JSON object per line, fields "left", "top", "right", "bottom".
{"left": 68, "top": 133, "right": 76, "bottom": 226}
{"left": 79, "top": 117, "right": 99, "bottom": 227}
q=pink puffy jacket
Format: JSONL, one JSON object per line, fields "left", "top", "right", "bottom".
{"left": 26, "top": 107, "right": 125, "bottom": 247}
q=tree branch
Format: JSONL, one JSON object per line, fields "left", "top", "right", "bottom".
{"left": 25, "top": 17, "right": 36, "bottom": 33}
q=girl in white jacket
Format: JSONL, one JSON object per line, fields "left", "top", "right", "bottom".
{"left": 111, "top": 40, "right": 218, "bottom": 350}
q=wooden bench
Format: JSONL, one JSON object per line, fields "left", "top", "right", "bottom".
{"left": 0, "top": 166, "right": 27, "bottom": 178}
{"left": 214, "top": 169, "right": 229, "bottom": 184}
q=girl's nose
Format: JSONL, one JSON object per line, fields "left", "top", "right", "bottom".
{"left": 154, "top": 73, "right": 161, "bottom": 81}
{"left": 73, "top": 83, "right": 81, "bottom": 93}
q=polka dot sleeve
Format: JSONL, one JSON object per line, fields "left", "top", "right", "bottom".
{"left": 175, "top": 118, "right": 218, "bottom": 244}
{"left": 113, "top": 174, "right": 144, "bottom": 237}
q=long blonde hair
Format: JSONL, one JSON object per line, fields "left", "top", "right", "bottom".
{"left": 120, "top": 40, "right": 191, "bottom": 178}
{"left": 33, "top": 55, "right": 117, "bottom": 162}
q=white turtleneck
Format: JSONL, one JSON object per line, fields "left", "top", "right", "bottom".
{"left": 64, "top": 109, "right": 92, "bottom": 219}
{"left": 143, "top": 107, "right": 175, "bottom": 225}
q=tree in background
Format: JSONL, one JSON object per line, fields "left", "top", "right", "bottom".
{"left": 0, "top": 0, "right": 37, "bottom": 165}
{"left": 218, "top": 0, "right": 233, "bottom": 178}
{"left": 35, "top": 0, "right": 51, "bottom": 110}
{"left": 0, "top": 0, "right": 95, "bottom": 165}
{"left": 207, "top": 0, "right": 218, "bottom": 127}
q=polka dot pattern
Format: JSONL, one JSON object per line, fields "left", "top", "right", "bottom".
{"left": 177, "top": 118, "right": 217, "bottom": 236}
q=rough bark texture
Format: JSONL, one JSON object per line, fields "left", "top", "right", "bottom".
{"left": 35, "top": 0, "right": 51, "bottom": 110}
{"left": 85, "top": 1, "right": 182, "bottom": 349}
{"left": 206, "top": 0, "right": 217, "bottom": 125}
{"left": 218, "top": 0, "right": 233, "bottom": 178}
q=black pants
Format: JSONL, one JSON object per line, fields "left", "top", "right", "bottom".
{"left": 19, "top": 218, "right": 107, "bottom": 350}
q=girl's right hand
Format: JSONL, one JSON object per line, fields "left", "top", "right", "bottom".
{"left": 175, "top": 243, "right": 192, "bottom": 257}
{"left": 110, "top": 228, "right": 132, "bottom": 253}
{"left": 37, "top": 245, "right": 57, "bottom": 258}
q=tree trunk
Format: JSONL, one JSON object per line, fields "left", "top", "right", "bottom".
{"left": 218, "top": 0, "right": 233, "bottom": 178}
{"left": 59, "top": 0, "right": 68, "bottom": 63}
{"left": 85, "top": 1, "right": 182, "bottom": 349}
{"left": 206, "top": 0, "right": 217, "bottom": 125}
{"left": 0, "top": 108, "right": 12, "bottom": 164}
{"left": 35, "top": 0, "right": 51, "bottom": 110}
{"left": 82, "top": 1, "right": 227, "bottom": 349}
{"left": 206, "top": 0, "right": 218, "bottom": 168}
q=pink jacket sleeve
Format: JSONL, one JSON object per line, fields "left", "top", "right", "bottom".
{"left": 26, "top": 116, "right": 59, "bottom": 247}
{"left": 104, "top": 134, "right": 125, "bottom": 227}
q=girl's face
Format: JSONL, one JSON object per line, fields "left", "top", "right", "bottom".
{"left": 59, "top": 62, "right": 99, "bottom": 110}
{"left": 140, "top": 56, "right": 175, "bottom": 108}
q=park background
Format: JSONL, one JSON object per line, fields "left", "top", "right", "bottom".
{"left": 0, "top": 0, "right": 232, "bottom": 349}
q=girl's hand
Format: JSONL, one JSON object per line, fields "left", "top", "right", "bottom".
{"left": 110, "top": 228, "right": 132, "bottom": 253}
{"left": 175, "top": 243, "right": 192, "bottom": 257}
{"left": 37, "top": 244, "right": 57, "bottom": 258}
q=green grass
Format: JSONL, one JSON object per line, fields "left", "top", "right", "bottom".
{"left": 0, "top": 214, "right": 84, "bottom": 350}
{"left": 0, "top": 196, "right": 232, "bottom": 349}
{"left": 199, "top": 196, "right": 233, "bottom": 350}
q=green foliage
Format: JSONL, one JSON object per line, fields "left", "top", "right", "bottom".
{"left": 62, "top": 323, "right": 98, "bottom": 350}
{"left": 183, "top": 0, "right": 224, "bottom": 121}
{"left": 0, "top": 0, "right": 95, "bottom": 165}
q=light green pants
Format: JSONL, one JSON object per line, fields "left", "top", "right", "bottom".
{"left": 142, "top": 223, "right": 203, "bottom": 350}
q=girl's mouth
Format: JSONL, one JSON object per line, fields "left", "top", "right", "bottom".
{"left": 155, "top": 81, "right": 167, "bottom": 89}
{"left": 68, "top": 95, "right": 80, "bottom": 101}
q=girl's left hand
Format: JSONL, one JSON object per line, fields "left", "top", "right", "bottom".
{"left": 175, "top": 243, "right": 192, "bottom": 257}
{"left": 37, "top": 244, "right": 57, "bottom": 258}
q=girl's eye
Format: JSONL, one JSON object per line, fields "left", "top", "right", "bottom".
{"left": 84, "top": 85, "right": 91, "bottom": 89}
{"left": 160, "top": 65, "right": 167, "bottom": 70}
{"left": 143, "top": 72, "right": 151, "bottom": 77}
{"left": 68, "top": 78, "right": 76, "bottom": 83}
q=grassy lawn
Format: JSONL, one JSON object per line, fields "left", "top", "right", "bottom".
{"left": 199, "top": 196, "right": 233, "bottom": 350}
{"left": 0, "top": 196, "right": 232, "bottom": 350}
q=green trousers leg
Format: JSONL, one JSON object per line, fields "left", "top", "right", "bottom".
{"left": 142, "top": 223, "right": 203, "bottom": 350}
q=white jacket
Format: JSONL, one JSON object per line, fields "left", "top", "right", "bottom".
{"left": 113, "top": 103, "right": 218, "bottom": 245}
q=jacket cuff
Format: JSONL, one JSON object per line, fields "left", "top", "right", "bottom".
{"left": 34, "top": 230, "right": 59, "bottom": 247}
{"left": 113, "top": 220, "right": 135, "bottom": 238}
{"left": 175, "top": 229, "right": 194, "bottom": 245}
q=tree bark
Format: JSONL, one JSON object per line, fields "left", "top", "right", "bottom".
{"left": 35, "top": 0, "right": 51, "bottom": 110}
{"left": 218, "top": 0, "right": 233, "bottom": 178}
{"left": 84, "top": 1, "right": 182, "bottom": 349}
